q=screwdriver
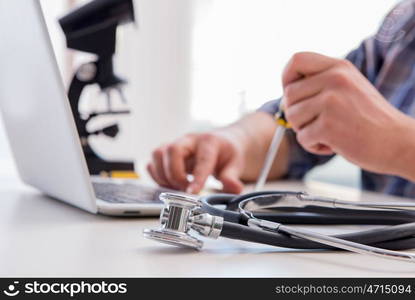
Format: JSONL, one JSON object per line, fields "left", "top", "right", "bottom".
{"left": 254, "top": 99, "right": 291, "bottom": 191}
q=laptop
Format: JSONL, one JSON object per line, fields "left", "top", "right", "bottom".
{"left": 0, "top": 0, "right": 173, "bottom": 216}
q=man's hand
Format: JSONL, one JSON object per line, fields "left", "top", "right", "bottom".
{"left": 283, "top": 52, "right": 415, "bottom": 178}
{"left": 147, "top": 112, "right": 290, "bottom": 194}
{"left": 147, "top": 131, "right": 245, "bottom": 194}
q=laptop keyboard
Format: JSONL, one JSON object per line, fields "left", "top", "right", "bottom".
{"left": 92, "top": 182, "right": 171, "bottom": 204}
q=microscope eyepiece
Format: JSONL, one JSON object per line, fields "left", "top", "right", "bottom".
{"left": 59, "top": 0, "right": 135, "bottom": 56}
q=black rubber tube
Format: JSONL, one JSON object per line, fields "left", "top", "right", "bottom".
{"left": 201, "top": 193, "right": 415, "bottom": 225}
{"left": 220, "top": 221, "right": 415, "bottom": 250}
{"left": 202, "top": 193, "right": 415, "bottom": 250}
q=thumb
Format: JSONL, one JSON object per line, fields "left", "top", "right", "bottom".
{"left": 218, "top": 164, "right": 244, "bottom": 194}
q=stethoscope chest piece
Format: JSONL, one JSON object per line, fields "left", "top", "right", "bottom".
{"left": 143, "top": 193, "right": 209, "bottom": 250}
{"left": 143, "top": 228, "right": 203, "bottom": 249}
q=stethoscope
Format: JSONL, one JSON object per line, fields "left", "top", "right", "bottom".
{"left": 144, "top": 191, "right": 415, "bottom": 262}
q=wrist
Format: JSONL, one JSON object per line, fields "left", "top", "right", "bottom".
{"left": 213, "top": 122, "right": 250, "bottom": 154}
{"left": 216, "top": 112, "right": 277, "bottom": 180}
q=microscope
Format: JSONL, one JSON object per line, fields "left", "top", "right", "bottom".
{"left": 59, "top": 0, "right": 137, "bottom": 177}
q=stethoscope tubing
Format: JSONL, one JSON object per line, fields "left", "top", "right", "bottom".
{"left": 201, "top": 193, "right": 415, "bottom": 252}
{"left": 220, "top": 221, "right": 415, "bottom": 251}
{"left": 202, "top": 193, "right": 415, "bottom": 225}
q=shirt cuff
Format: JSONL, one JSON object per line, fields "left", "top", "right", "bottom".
{"left": 257, "top": 99, "right": 281, "bottom": 115}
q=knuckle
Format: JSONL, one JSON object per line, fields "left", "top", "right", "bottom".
{"left": 167, "top": 144, "right": 180, "bottom": 156}
{"left": 284, "top": 107, "right": 295, "bottom": 121}
{"left": 296, "top": 130, "right": 306, "bottom": 145}
{"left": 330, "top": 68, "right": 349, "bottom": 87}
{"left": 318, "top": 114, "right": 333, "bottom": 137}
{"left": 290, "top": 52, "right": 306, "bottom": 66}
{"left": 198, "top": 148, "right": 214, "bottom": 162}
{"left": 184, "top": 133, "right": 196, "bottom": 140}
{"left": 339, "top": 58, "right": 353, "bottom": 69}
{"left": 199, "top": 132, "right": 218, "bottom": 144}
{"left": 284, "top": 52, "right": 304, "bottom": 79}
{"left": 284, "top": 85, "right": 296, "bottom": 103}
{"left": 322, "top": 91, "right": 338, "bottom": 109}
{"left": 152, "top": 148, "right": 164, "bottom": 160}
{"left": 319, "top": 113, "right": 330, "bottom": 128}
{"left": 285, "top": 107, "right": 299, "bottom": 128}
{"left": 197, "top": 156, "right": 210, "bottom": 166}
{"left": 296, "top": 130, "right": 313, "bottom": 151}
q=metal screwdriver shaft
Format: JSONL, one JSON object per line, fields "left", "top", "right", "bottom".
{"left": 254, "top": 126, "right": 286, "bottom": 191}
{"left": 254, "top": 99, "right": 290, "bottom": 191}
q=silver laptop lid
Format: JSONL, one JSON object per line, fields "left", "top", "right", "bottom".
{"left": 0, "top": 0, "right": 97, "bottom": 213}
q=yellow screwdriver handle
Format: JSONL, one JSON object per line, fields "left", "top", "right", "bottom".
{"left": 275, "top": 100, "right": 291, "bottom": 128}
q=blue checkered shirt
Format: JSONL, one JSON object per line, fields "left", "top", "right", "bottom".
{"left": 259, "top": 0, "right": 415, "bottom": 197}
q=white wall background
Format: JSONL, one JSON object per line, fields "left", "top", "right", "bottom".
{"left": 191, "top": 0, "right": 400, "bottom": 123}
{"left": 0, "top": 0, "right": 400, "bottom": 187}
{"left": 122, "top": 0, "right": 399, "bottom": 186}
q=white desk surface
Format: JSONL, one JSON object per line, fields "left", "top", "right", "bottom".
{"left": 1, "top": 172, "right": 414, "bottom": 277}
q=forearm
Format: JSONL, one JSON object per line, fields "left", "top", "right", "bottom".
{"left": 219, "top": 111, "right": 289, "bottom": 181}
{"left": 390, "top": 116, "right": 415, "bottom": 183}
